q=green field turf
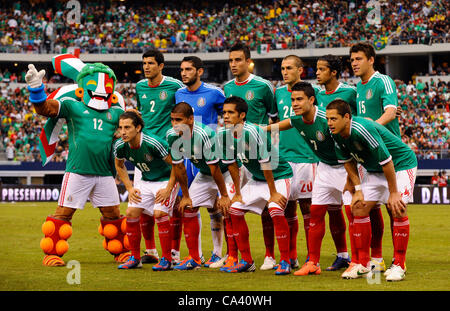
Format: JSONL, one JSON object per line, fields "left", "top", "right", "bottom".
{"left": 0, "top": 202, "right": 449, "bottom": 291}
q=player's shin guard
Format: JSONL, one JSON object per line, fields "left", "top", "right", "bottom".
{"left": 261, "top": 208, "right": 275, "bottom": 259}
{"left": 124, "top": 217, "right": 141, "bottom": 260}
{"left": 170, "top": 202, "right": 183, "bottom": 253}
{"left": 99, "top": 215, "right": 130, "bottom": 262}
{"left": 302, "top": 213, "right": 311, "bottom": 257}
{"left": 370, "top": 205, "right": 384, "bottom": 259}
{"left": 393, "top": 217, "right": 409, "bottom": 269}
{"left": 230, "top": 207, "right": 252, "bottom": 263}
{"left": 287, "top": 215, "right": 299, "bottom": 261}
{"left": 308, "top": 205, "right": 327, "bottom": 264}
{"left": 156, "top": 215, "right": 171, "bottom": 260}
{"left": 183, "top": 211, "right": 201, "bottom": 261}
{"left": 327, "top": 205, "right": 348, "bottom": 254}
{"left": 353, "top": 216, "right": 371, "bottom": 267}
{"left": 269, "top": 207, "right": 290, "bottom": 262}
{"left": 209, "top": 209, "right": 224, "bottom": 256}
{"left": 140, "top": 213, "right": 156, "bottom": 250}
{"left": 344, "top": 205, "right": 358, "bottom": 263}
{"left": 41, "top": 216, "right": 72, "bottom": 266}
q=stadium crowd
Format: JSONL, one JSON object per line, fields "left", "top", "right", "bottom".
{"left": 0, "top": 0, "right": 448, "bottom": 54}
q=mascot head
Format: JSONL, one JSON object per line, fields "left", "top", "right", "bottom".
{"left": 75, "top": 63, "right": 118, "bottom": 110}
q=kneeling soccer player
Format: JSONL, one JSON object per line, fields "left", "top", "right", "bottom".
{"left": 326, "top": 99, "right": 417, "bottom": 281}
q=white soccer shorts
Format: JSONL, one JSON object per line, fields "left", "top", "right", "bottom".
{"left": 361, "top": 167, "right": 417, "bottom": 204}
{"left": 128, "top": 179, "right": 179, "bottom": 217}
{"left": 311, "top": 162, "right": 348, "bottom": 206}
{"left": 288, "top": 162, "right": 317, "bottom": 200}
{"left": 58, "top": 172, "right": 120, "bottom": 209}
{"left": 231, "top": 177, "right": 291, "bottom": 215}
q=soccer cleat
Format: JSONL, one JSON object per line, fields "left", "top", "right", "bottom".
{"left": 294, "top": 261, "right": 321, "bottom": 276}
{"left": 141, "top": 249, "right": 159, "bottom": 264}
{"left": 290, "top": 258, "right": 300, "bottom": 269}
{"left": 369, "top": 258, "right": 386, "bottom": 273}
{"left": 204, "top": 253, "right": 222, "bottom": 268}
{"left": 385, "top": 264, "right": 406, "bottom": 282}
{"left": 200, "top": 254, "right": 205, "bottom": 265}
{"left": 341, "top": 262, "right": 357, "bottom": 279}
{"left": 341, "top": 263, "right": 371, "bottom": 279}
{"left": 209, "top": 254, "right": 229, "bottom": 268}
{"left": 220, "top": 256, "right": 238, "bottom": 272}
{"left": 384, "top": 259, "right": 407, "bottom": 277}
{"left": 171, "top": 250, "right": 181, "bottom": 266}
{"left": 275, "top": 260, "right": 291, "bottom": 275}
{"left": 173, "top": 256, "right": 201, "bottom": 270}
{"left": 152, "top": 257, "right": 172, "bottom": 271}
{"left": 227, "top": 259, "right": 256, "bottom": 273}
{"left": 260, "top": 256, "right": 277, "bottom": 270}
{"left": 118, "top": 256, "right": 142, "bottom": 269}
{"left": 326, "top": 255, "right": 351, "bottom": 271}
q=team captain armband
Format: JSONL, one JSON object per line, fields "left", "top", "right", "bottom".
{"left": 28, "top": 84, "right": 47, "bottom": 104}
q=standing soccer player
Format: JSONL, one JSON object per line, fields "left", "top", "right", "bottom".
{"left": 217, "top": 96, "right": 293, "bottom": 275}
{"left": 350, "top": 42, "right": 401, "bottom": 272}
{"left": 114, "top": 111, "right": 179, "bottom": 270}
{"left": 175, "top": 56, "right": 228, "bottom": 268}
{"left": 135, "top": 49, "right": 184, "bottom": 264}
{"left": 272, "top": 55, "right": 319, "bottom": 269}
{"left": 166, "top": 102, "right": 241, "bottom": 270}
{"left": 315, "top": 54, "right": 358, "bottom": 270}
{"left": 264, "top": 82, "right": 353, "bottom": 276}
{"left": 326, "top": 100, "right": 417, "bottom": 281}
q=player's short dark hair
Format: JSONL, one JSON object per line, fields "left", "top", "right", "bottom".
{"left": 318, "top": 54, "right": 342, "bottom": 78}
{"left": 182, "top": 56, "right": 204, "bottom": 70}
{"left": 291, "top": 82, "right": 317, "bottom": 105}
{"left": 171, "top": 102, "right": 194, "bottom": 118}
{"left": 142, "top": 48, "right": 164, "bottom": 65}
{"left": 326, "top": 99, "right": 352, "bottom": 117}
{"left": 229, "top": 42, "right": 251, "bottom": 60}
{"left": 120, "top": 110, "right": 145, "bottom": 132}
{"left": 283, "top": 55, "right": 303, "bottom": 68}
{"left": 224, "top": 96, "right": 248, "bottom": 120}
{"left": 349, "top": 42, "right": 376, "bottom": 60}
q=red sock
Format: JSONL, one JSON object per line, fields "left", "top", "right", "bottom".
{"left": 287, "top": 215, "right": 299, "bottom": 260}
{"left": 308, "top": 205, "right": 327, "bottom": 264}
{"left": 230, "top": 208, "right": 252, "bottom": 263}
{"left": 269, "top": 207, "right": 290, "bottom": 262}
{"left": 183, "top": 211, "right": 200, "bottom": 261}
{"left": 170, "top": 205, "right": 182, "bottom": 252}
{"left": 393, "top": 217, "right": 409, "bottom": 269}
{"left": 261, "top": 208, "right": 275, "bottom": 258}
{"left": 344, "top": 205, "right": 358, "bottom": 263}
{"left": 156, "top": 215, "right": 171, "bottom": 260}
{"left": 302, "top": 213, "right": 311, "bottom": 257}
{"left": 140, "top": 213, "right": 155, "bottom": 250}
{"left": 353, "top": 216, "right": 371, "bottom": 267}
{"left": 224, "top": 215, "right": 238, "bottom": 258}
{"left": 126, "top": 217, "right": 141, "bottom": 260}
{"left": 328, "top": 205, "right": 347, "bottom": 254}
{"left": 369, "top": 206, "right": 384, "bottom": 259}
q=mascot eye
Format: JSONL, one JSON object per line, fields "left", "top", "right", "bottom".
{"left": 87, "top": 80, "right": 97, "bottom": 86}
{"left": 105, "top": 82, "right": 113, "bottom": 89}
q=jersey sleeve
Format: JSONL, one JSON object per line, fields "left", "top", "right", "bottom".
{"left": 263, "top": 83, "right": 277, "bottom": 118}
{"left": 145, "top": 134, "right": 170, "bottom": 160}
{"left": 216, "top": 129, "right": 236, "bottom": 164}
{"left": 113, "top": 139, "right": 126, "bottom": 160}
{"left": 202, "top": 131, "right": 220, "bottom": 165}
{"left": 166, "top": 130, "right": 185, "bottom": 164}
{"left": 247, "top": 126, "right": 270, "bottom": 163}
{"left": 214, "top": 88, "right": 226, "bottom": 115}
{"left": 354, "top": 121, "right": 392, "bottom": 165}
{"left": 56, "top": 98, "right": 70, "bottom": 119}
{"left": 379, "top": 76, "right": 398, "bottom": 110}
{"left": 334, "top": 140, "right": 353, "bottom": 163}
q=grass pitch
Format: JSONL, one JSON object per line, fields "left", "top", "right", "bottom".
{"left": 0, "top": 202, "right": 449, "bottom": 291}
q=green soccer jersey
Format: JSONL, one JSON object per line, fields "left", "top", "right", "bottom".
{"left": 166, "top": 121, "right": 228, "bottom": 176}
{"left": 113, "top": 131, "right": 171, "bottom": 182}
{"left": 223, "top": 74, "right": 276, "bottom": 125}
{"left": 136, "top": 76, "right": 184, "bottom": 139}
{"left": 356, "top": 71, "right": 400, "bottom": 137}
{"left": 57, "top": 98, "right": 124, "bottom": 176}
{"left": 216, "top": 122, "right": 293, "bottom": 182}
{"left": 275, "top": 85, "right": 318, "bottom": 163}
{"left": 332, "top": 116, "right": 417, "bottom": 173}
{"left": 317, "top": 82, "right": 358, "bottom": 115}
{"left": 289, "top": 107, "right": 341, "bottom": 166}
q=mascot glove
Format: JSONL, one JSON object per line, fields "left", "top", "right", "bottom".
{"left": 25, "top": 64, "right": 46, "bottom": 89}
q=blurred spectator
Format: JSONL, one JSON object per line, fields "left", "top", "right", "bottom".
{"left": 431, "top": 171, "right": 439, "bottom": 185}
